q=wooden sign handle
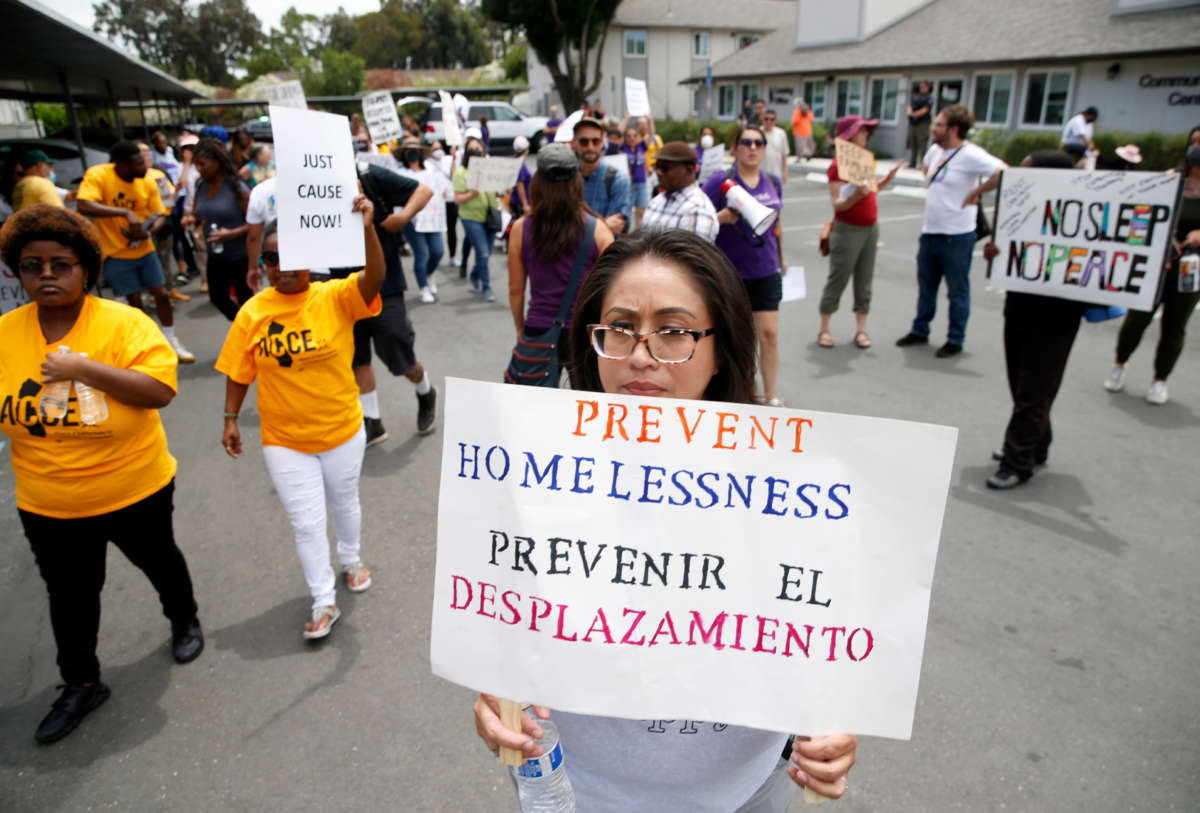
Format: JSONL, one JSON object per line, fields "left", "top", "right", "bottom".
{"left": 497, "top": 698, "right": 526, "bottom": 767}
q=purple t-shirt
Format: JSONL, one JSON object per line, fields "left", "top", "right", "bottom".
{"left": 702, "top": 168, "right": 782, "bottom": 280}
{"left": 515, "top": 163, "right": 532, "bottom": 204}
{"left": 521, "top": 215, "right": 600, "bottom": 329}
{"left": 622, "top": 142, "right": 647, "bottom": 184}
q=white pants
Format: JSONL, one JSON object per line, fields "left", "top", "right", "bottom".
{"left": 262, "top": 427, "right": 366, "bottom": 609}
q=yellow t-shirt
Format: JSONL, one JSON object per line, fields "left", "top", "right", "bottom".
{"left": 644, "top": 134, "right": 664, "bottom": 171}
{"left": 76, "top": 163, "right": 163, "bottom": 260}
{"left": 215, "top": 274, "right": 382, "bottom": 454}
{"left": 0, "top": 296, "right": 178, "bottom": 518}
{"left": 12, "top": 176, "right": 64, "bottom": 211}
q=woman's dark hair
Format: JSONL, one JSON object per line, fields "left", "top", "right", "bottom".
{"left": 568, "top": 229, "right": 758, "bottom": 404}
{"left": 735, "top": 123, "right": 766, "bottom": 149}
{"left": 193, "top": 137, "right": 238, "bottom": 180}
{"left": 248, "top": 144, "right": 269, "bottom": 163}
{"left": 0, "top": 204, "right": 103, "bottom": 291}
{"left": 528, "top": 172, "right": 586, "bottom": 263}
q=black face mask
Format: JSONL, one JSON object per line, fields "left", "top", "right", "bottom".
{"left": 403, "top": 151, "right": 421, "bottom": 165}
{"left": 354, "top": 141, "right": 369, "bottom": 152}
{"left": 463, "top": 149, "right": 483, "bottom": 167}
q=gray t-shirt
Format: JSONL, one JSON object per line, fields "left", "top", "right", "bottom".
{"left": 194, "top": 176, "right": 249, "bottom": 260}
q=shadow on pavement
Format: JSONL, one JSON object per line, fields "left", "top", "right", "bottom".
{"left": 900, "top": 346, "right": 984, "bottom": 378}
{"left": 950, "top": 464, "right": 1128, "bottom": 556}
{"left": 362, "top": 432, "right": 425, "bottom": 478}
{"left": 177, "top": 362, "right": 222, "bottom": 381}
{"left": 1103, "top": 390, "right": 1200, "bottom": 428}
{"left": 805, "top": 343, "right": 858, "bottom": 379}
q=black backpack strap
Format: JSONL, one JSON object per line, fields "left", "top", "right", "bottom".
{"left": 604, "top": 166, "right": 617, "bottom": 201}
{"left": 553, "top": 215, "right": 598, "bottom": 328}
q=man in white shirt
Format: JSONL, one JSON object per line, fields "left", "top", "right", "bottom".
{"left": 244, "top": 176, "right": 333, "bottom": 289}
{"left": 1060, "top": 106, "right": 1098, "bottom": 163}
{"left": 896, "top": 104, "right": 1005, "bottom": 357}
{"left": 760, "top": 109, "right": 790, "bottom": 184}
{"left": 641, "top": 142, "right": 720, "bottom": 242}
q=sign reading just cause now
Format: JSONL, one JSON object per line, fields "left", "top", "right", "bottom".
{"left": 431, "top": 378, "right": 958, "bottom": 740}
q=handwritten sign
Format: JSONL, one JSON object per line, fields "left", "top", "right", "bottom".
{"left": 987, "top": 168, "right": 1183, "bottom": 310}
{"left": 265, "top": 80, "right": 306, "bottom": 110}
{"left": 269, "top": 105, "right": 364, "bottom": 272}
{"left": 0, "top": 259, "right": 30, "bottom": 315}
{"left": 699, "top": 144, "right": 726, "bottom": 183}
{"left": 439, "top": 90, "right": 462, "bottom": 147}
{"left": 835, "top": 138, "right": 876, "bottom": 190}
{"left": 362, "top": 91, "right": 403, "bottom": 145}
{"left": 625, "top": 77, "right": 651, "bottom": 118}
{"left": 431, "top": 378, "right": 956, "bottom": 740}
{"left": 466, "top": 156, "right": 523, "bottom": 194}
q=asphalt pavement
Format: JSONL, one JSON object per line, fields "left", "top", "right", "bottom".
{"left": 1, "top": 165, "right": 1198, "bottom": 812}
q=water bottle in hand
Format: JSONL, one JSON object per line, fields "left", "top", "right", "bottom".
{"left": 39, "top": 346, "right": 72, "bottom": 420}
{"left": 509, "top": 717, "right": 575, "bottom": 813}
{"left": 209, "top": 222, "right": 224, "bottom": 254}
{"left": 75, "top": 353, "right": 108, "bottom": 425}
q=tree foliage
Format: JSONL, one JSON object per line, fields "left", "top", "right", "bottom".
{"left": 300, "top": 50, "right": 367, "bottom": 97}
{"left": 481, "top": 0, "right": 621, "bottom": 110}
{"left": 352, "top": 0, "right": 490, "bottom": 70}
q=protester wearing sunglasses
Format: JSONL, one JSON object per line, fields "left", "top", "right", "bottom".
{"left": 701, "top": 124, "right": 786, "bottom": 406}
{"left": 573, "top": 116, "right": 631, "bottom": 236}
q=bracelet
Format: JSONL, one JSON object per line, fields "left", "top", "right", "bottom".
{"left": 223, "top": 412, "right": 239, "bottom": 419}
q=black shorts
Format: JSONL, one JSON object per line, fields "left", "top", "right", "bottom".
{"left": 352, "top": 294, "right": 417, "bottom": 375}
{"left": 742, "top": 272, "right": 783, "bottom": 312}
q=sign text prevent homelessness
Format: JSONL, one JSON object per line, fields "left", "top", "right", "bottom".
{"left": 431, "top": 378, "right": 957, "bottom": 740}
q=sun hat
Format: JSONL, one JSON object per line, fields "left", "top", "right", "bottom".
{"left": 835, "top": 115, "right": 878, "bottom": 141}
{"left": 1114, "top": 144, "right": 1143, "bottom": 164}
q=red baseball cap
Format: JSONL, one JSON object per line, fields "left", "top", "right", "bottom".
{"left": 835, "top": 115, "right": 879, "bottom": 140}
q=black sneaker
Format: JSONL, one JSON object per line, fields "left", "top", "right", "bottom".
{"left": 986, "top": 467, "right": 1031, "bottom": 490}
{"left": 364, "top": 417, "right": 388, "bottom": 448}
{"left": 171, "top": 618, "right": 204, "bottom": 664}
{"left": 935, "top": 342, "right": 963, "bottom": 358}
{"left": 895, "top": 333, "right": 929, "bottom": 347}
{"left": 417, "top": 386, "right": 438, "bottom": 435}
{"left": 35, "top": 681, "right": 111, "bottom": 745}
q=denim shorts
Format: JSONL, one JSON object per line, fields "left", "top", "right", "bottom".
{"left": 103, "top": 252, "right": 165, "bottom": 297}
{"left": 632, "top": 181, "right": 650, "bottom": 208}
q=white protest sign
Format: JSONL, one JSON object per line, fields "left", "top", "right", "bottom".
{"left": 432, "top": 378, "right": 957, "bottom": 740}
{"left": 699, "top": 143, "right": 726, "bottom": 183}
{"left": 439, "top": 90, "right": 462, "bottom": 147}
{"left": 466, "top": 156, "right": 523, "bottom": 193}
{"left": 362, "top": 90, "right": 403, "bottom": 145}
{"left": 781, "top": 265, "right": 806, "bottom": 302}
{"left": 625, "top": 77, "right": 651, "bottom": 117}
{"left": 987, "top": 168, "right": 1183, "bottom": 310}
{"left": 599, "top": 153, "right": 630, "bottom": 178}
{"left": 268, "top": 105, "right": 364, "bottom": 272}
{"left": 0, "top": 259, "right": 30, "bottom": 315}
{"left": 453, "top": 93, "right": 470, "bottom": 119}
{"left": 554, "top": 109, "right": 585, "bottom": 143}
{"left": 265, "top": 80, "right": 306, "bottom": 109}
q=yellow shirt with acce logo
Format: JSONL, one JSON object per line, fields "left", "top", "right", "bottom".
{"left": 0, "top": 296, "right": 178, "bottom": 518}
{"left": 215, "top": 274, "right": 382, "bottom": 454}
{"left": 76, "top": 163, "right": 163, "bottom": 260}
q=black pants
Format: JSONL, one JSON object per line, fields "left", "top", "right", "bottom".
{"left": 1115, "top": 269, "right": 1200, "bottom": 380}
{"left": 445, "top": 202, "right": 459, "bottom": 260}
{"left": 1000, "top": 294, "right": 1083, "bottom": 477}
{"left": 20, "top": 480, "right": 198, "bottom": 684}
{"left": 207, "top": 253, "right": 254, "bottom": 321}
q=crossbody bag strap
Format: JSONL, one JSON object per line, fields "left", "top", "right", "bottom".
{"left": 552, "top": 215, "right": 598, "bottom": 328}
{"left": 928, "top": 146, "right": 963, "bottom": 183}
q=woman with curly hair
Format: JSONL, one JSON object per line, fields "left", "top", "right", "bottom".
{"left": 0, "top": 204, "right": 203, "bottom": 745}
{"left": 182, "top": 137, "right": 252, "bottom": 320}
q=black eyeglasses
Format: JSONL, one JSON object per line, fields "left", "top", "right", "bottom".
{"left": 260, "top": 250, "right": 280, "bottom": 266}
{"left": 17, "top": 258, "right": 78, "bottom": 276}
{"left": 739, "top": 138, "right": 766, "bottom": 148}
{"left": 589, "top": 324, "right": 715, "bottom": 364}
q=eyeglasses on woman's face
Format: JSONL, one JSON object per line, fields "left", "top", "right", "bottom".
{"left": 17, "top": 258, "right": 79, "bottom": 276}
{"left": 738, "top": 138, "right": 766, "bottom": 149}
{"left": 589, "top": 324, "right": 715, "bottom": 364}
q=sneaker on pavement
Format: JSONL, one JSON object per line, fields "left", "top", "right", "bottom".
{"left": 428, "top": 277, "right": 438, "bottom": 296}
{"left": 986, "top": 467, "right": 1030, "bottom": 490}
{"left": 935, "top": 342, "right": 963, "bottom": 358}
{"left": 1103, "top": 365, "right": 1126, "bottom": 392}
{"left": 895, "top": 332, "right": 929, "bottom": 347}
{"left": 35, "top": 681, "right": 111, "bottom": 745}
{"left": 1146, "top": 380, "right": 1169, "bottom": 405}
{"left": 364, "top": 417, "right": 388, "bottom": 448}
{"left": 482, "top": 287, "right": 496, "bottom": 302}
{"left": 171, "top": 618, "right": 204, "bottom": 664}
{"left": 419, "top": 286, "right": 435, "bottom": 303}
{"left": 417, "top": 386, "right": 438, "bottom": 435}
{"left": 169, "top": 335, "right": 195, "bottom": 364}
{"left": 168, "top": 289, "right": 190, "bottom": 302}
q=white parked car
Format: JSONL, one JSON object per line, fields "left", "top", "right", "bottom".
{"left": 422, "top": 101, "right": 549, "bottom": 155}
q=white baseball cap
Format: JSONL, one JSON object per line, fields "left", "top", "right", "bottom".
{"left": 513, "top": 135, "right": 530, "bottom": 153}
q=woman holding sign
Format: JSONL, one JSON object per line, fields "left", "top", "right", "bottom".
{"left": 216, "top": 195, "right": 384, "bottom": 640}
{"left": 454, "top": 136, "right": 500, "bottom": 302}
{"left": 474, "top": 230, "right": 857, "bottom": 809}
{"left": 817, "top": 115, "right": 901, "bottom": 349}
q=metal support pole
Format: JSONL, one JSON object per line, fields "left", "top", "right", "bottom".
{"left": 105, "top": 79, "right": 122, "bottom": 141}
{"left": 136, "top": 86, "right": 150, "bottom": 139}
{"left": 57, "top": 67, "right": 89, "bottom": 181}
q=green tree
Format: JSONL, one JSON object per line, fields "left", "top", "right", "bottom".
{"left": 351, "top": 0, "right": 492, "bottom": 70}
{"left": 481, "top": 0, "right": 621, "bottom": 110}
{"left": 241, "top": 6, "right": 325, "bottom": 81}
{"left": 323, "top": 7, "right": 359, "bottom": 53}
{"left": 300, "top": 49, "right": 366, "bottom": 97}
{"left": 502, "top": 42, "right": 527, "bottom": 82}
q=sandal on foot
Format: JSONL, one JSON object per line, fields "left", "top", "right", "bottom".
{"left": 817, "top": 330, "right": 834, "bottom": 348}
{"left": 302, "top": 605, "right": 341, "bottom": 640}
{"left": 854, "top": 331, "right": 872, "bottom": 349}
{"left": 343, "top": 563, "right": 372, "bottom": 593}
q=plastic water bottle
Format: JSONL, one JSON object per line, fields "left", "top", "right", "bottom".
{"left": 39, "top": 346, "right": 72, "bottom": 420}
{"left": 209, "top": 222, "right": 223, "bottom": 254}
{"left": 1179, "top": 253, "right": 1199, "bottom": 294}
{"left": 509, "top": 717, "right": 575, "bottom": 813}
{"left": 74, "top": 353, "right": 108, "bottom": 426}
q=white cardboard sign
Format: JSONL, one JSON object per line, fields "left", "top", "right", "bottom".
{"left": 431, "top": 378, "right": 957, "bottom": 740}
{"left": 699, "top": 143, "right": 726, "bottom": 183}
{"left": 625, "top": 77, "right": 651, "bottom": 117}
{"left": 362, "top": 91, "right": 403, "bottom": 145}
{"left": 0, "top": 259, "right": 30, "bottom": 315}
{"left": 439, "top": 90, "right": 462, "bottom": 147}
{"left": 265, "top": 80, "right": 306, "bottom": 110}
{"left": 466, "top": 156, "right": 523, "bottom": 194}
{"left": 268, "top": 105, "right": 364, "bottom": 271}
{"left": 554, "top": 109, "right": 585, "bottom": 143}
{"left": 987, "top": 168, "right": 1183, "bottom": 310}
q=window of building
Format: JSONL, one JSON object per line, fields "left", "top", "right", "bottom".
{"left": 740, "top": 82, "right": 760, "bottom": 108}
{"left": 836, "top": 78, "right": 863, "bottom": 118}
{"left": 868, "top": 77, "right": 900, "bottom": 122}
{"left": 693, "top": 32, "right": 710, "bottom": 57}
{"left": 972, "top": 72, "right": 1013, "bottom": 126}
{"left": 1022, "top": 69, "right": 1072, "bottom": 127}
{"left": 738, "top": 34, "right": 760, "bottom": 49}
{"left": 801, "top": 80, "right": 826, "bottom": 119}
{"left": 718, "top": 84, "right": 736, "bottom": 118}
{"left": 624, "top": 30, "right": 646, "bottom": 57}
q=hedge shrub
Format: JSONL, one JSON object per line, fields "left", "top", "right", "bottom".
{"left": 972, "top": 127, "right": 1190, "bottom": 170}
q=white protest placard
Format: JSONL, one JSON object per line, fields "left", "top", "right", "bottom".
{"left": 781, "top": 265, "right": 806, "bottom": 302}
{"left": 599, "top": 153, "right": 630, "bottom": 178}
{"left": 439, "top": 90, "right": 462, "bottom": 147}
{"left": 466, "top": 156, "right": 523, "bottom": 194}
{"left": 699, "top": 143, "right": 726, "bottom": 183}
{"left": 265, "top": 80, "right": 306, "bottom": 109}
{"left": 361, "top": 90, "right": 403, "bottom": 145}
{"left": 0, "top": 259, "right": 30, "bottom": 315}
{"left": 268, "top": 105, "right": 364, "bottom": 271}
{"left": 987, "top": 168, "right": 1183, "bottom": 310}
{"left": 432, "top": 378, "right": 957, "bottom": 740}
{"left": 834, "top": 138, "right": 876, "bottom": 190}
{"left": 554, "top": 109, "right": 585, "bottom": 143}
{"left": 625, "top": 77, "right": 651, "bottom": 117}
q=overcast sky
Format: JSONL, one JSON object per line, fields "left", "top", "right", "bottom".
{"left": 53, "top": 0, "right": 384, "bottom": 35}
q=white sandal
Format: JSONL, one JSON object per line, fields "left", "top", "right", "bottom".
{"left": 343, "top": 563, "right": 372, "bottom": 593}
{"left": 302, "top": 605, "right": 341, "bottom": 640}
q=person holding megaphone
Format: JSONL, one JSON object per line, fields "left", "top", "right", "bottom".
{"left": 702, "top": 124, "right": 785, "bottom": 406}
